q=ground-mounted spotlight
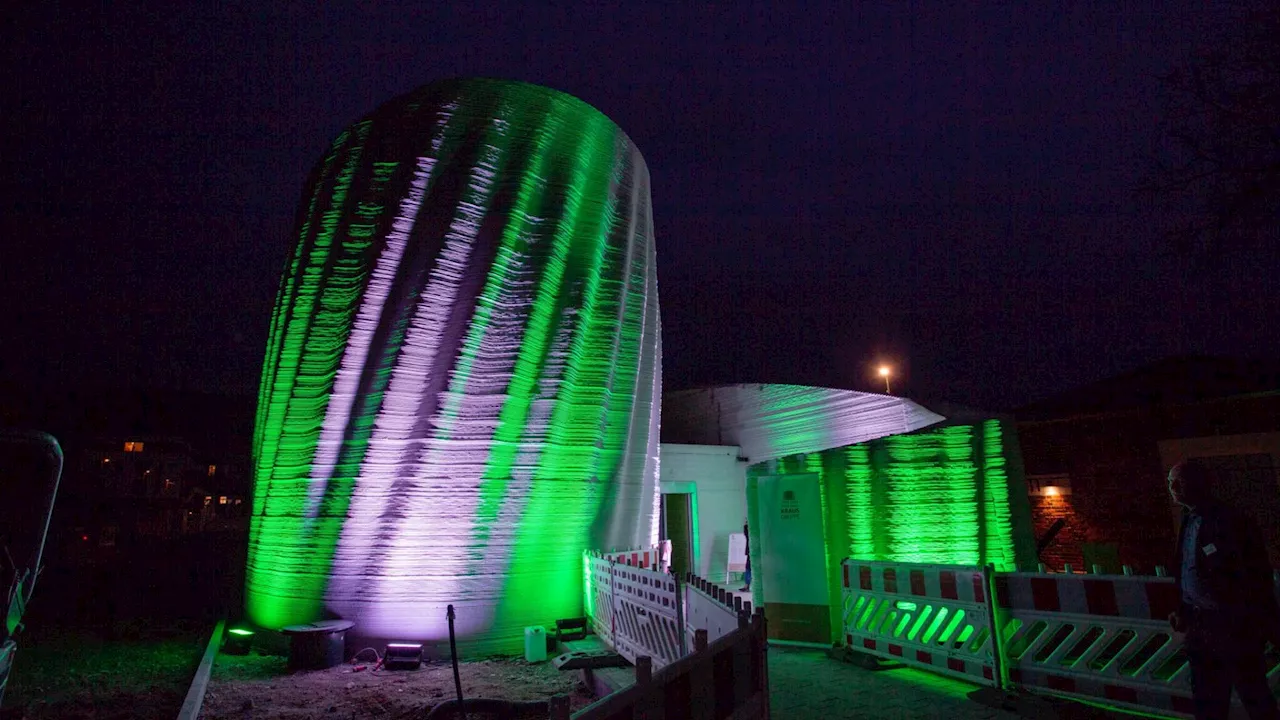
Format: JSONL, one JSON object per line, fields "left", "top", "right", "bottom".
{"left": 383, "top": 642, "right": 424, "bottom": 670}
{"left": 224, "top": 627, "right": 255, "bottom": 655}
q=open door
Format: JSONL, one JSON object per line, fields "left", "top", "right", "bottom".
{"left": 660, "top": 493, "right": 693, "bottom": 578}
{"left": 756, "top": 473, "right": 830, "bottom": 644}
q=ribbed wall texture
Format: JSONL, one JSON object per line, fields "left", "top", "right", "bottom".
{"left": 752, "top": 420, "right": 1023, "bottom": 571}
{"left": 744, "top": 419, "right": 1031, "bottom": 643}
{"left": 247, "top": 79, "right": 662, "bottom": 652}
{"left": 662, "top": 384, "right": 946, "bottom": 463}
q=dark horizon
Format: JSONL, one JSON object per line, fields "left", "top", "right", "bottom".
{"left": 4, "top": 2, "right": 1278, "bottom": 412}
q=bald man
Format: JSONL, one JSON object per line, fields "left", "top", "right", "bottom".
{"left": 1169, "top": 459, "right": 1279, "bottom": 719}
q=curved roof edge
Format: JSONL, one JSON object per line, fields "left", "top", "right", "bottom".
{"left": 661, "top": 384, "right": 946, "bottom": 464}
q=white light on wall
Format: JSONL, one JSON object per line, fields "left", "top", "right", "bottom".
{"left": 1028, "top": 473, "right": 1072, "bottom": 497}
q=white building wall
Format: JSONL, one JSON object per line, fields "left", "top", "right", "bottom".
{"left": 659, "top": 443, "right": 747, "bottom": 581}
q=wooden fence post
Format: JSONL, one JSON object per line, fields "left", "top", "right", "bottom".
{"left": 636, "top": 655, "right": 652, "bottom": 685}
{"left": 731, "top": 617, "right": 752, "bottom": 710}
{"left": 758, "top": 609, "right": 771, "bottom": 718}
{"left": 635, "top": 656, "right": 657, "bottom": 720}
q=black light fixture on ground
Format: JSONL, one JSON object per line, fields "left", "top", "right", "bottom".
{"left": 224, "top": 627, "right": 254, "bottom": 655}
{"left": 383, "top": 643, "right": 424, "bottom": 670}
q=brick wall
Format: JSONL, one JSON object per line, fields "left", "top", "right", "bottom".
{"left": 1018, "top": 392, "right": 1280, "bottom": 574}
{"left": 1029, "top": 493, "right": 1087, "bottom": 572}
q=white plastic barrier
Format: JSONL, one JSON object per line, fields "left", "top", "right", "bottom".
{"left": 995, "top": 571, "right": 1280, "bottom": 717}
{"left": 997, "top": 571, "right": 1194, "bottom": 716}
{"left": 841, "top": 559, "right": 1001, "bottom": 686}
{"left": 611, "top": 561, "right": 685, "bottom": 669}
{"left": 839, "top": 558, "right": 1280, "bottom": 719}
{"left": 586, "top": 548, "right": 686, "bottom": 670}
{"left": 585, "top": 552, "right": 617, "bottom": 647}
{"left": 683, "top": 574, "right": 744, "bottom": 649}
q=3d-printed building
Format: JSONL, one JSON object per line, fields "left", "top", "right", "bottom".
{"left": 248, "top": 79, "right": 661, "bottom": 651}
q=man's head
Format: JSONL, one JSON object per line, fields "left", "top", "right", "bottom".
{"left": 1168, "top": 459, "right": 1215, "bottom": 508}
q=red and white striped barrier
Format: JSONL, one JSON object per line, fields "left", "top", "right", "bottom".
{"left": 602, "top": 542, "right": 670, "bottom": 572}
{"left": 995, "top": 571, "right": 1183, "bottom": 621}
{"left": 585, "top": 548, "right": 686, "bottom": 670}
{"left": 585, "top": 552, "right": 617, "bottom": 647}
{"left": 995, "top": 571, "right": 1280, "bottom": 717}
{"left": 611, "top": 562, "right": 685, "bottom": 669}
{"left": 841, "top": 560, "right": 1000, "bottom": 686}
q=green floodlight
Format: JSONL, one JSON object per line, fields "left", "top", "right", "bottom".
{"left": 225, "top": 627, "right": 255, "bottom": 655}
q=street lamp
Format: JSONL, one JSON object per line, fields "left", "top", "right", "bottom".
{"left": 878, "top": 365, "right": 892, "bottom": 394}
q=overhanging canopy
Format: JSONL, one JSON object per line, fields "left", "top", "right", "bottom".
{"left": 662, "top": 384, "right": 946, "bottom": 464}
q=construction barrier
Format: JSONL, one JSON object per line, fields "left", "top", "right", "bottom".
{"left": 585, "top": 552, "right": 617, "bottom": 647}
{"left": 684, "top": 574, "right": 748, "bottom": 649}
{"left": 996, "top": 571, "right": 1280, "bottom": 718}
{"left": 603, "top": 541, "right": 671, "bottom": 572}
{"left": 585, "top": 548, "right": 686, "bottom": 670}
{"left": 840, "top": 558, "right": 1280, "bottom": 719}
{"left": 612, "top": 560, "right": 686, "bottom": 670}
{"left": 559, "top": 610, "right": 770, "bottom": 720}
{"left": 841, "top": 559, "right": 1001, "bottom": 686}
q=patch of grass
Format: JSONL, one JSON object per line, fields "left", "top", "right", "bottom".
{"left": 209, "top": 650, "right": 288, "bottom": 682}
{"left": 2, "top": 626, "right": 206, "bottom": 720}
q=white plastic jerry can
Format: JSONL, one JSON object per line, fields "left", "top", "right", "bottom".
{"left": 524, "top": 626, "right": 548, "bottom": 663}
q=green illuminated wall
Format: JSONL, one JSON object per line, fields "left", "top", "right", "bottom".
{"left": 746, "top": 419, "right": 1035, "bottom": 638}
{"left": 248, "top": 79, "right": 661, "bottom": 652}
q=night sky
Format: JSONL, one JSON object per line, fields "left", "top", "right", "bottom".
{"left": 4, "top": 3, "right": 1277, "bottom": 411}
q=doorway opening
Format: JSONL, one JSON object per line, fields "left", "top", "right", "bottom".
{"left": 660, "top": 493, "right": 693, "bottom": 577}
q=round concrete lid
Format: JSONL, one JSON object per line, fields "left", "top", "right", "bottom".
{"left": 281, "top": 619, "right": 355, "bottom": 635}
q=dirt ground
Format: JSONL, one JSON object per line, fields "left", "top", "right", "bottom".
{"left": 199, "top": 650, "right": 596, "bottom": 719}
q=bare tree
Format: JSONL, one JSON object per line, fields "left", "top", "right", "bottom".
{"left": 1145, "top": 4, "right": 1280, "bottom": 254}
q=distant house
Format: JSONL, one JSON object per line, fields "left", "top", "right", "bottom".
{"left": 0, "top": 385, "right": 254, "bottom": 548}
{"left": 34, "top": 434, "right": 248, "bottom": 562}
{"left": 1016, "top": 356, "right": 1280, "bottom": 574}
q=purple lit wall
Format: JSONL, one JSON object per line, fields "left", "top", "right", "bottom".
{"left": 247, "top": 79, "right": 661, "bottom": 653}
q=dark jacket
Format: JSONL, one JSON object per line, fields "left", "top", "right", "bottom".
{"left": 1173, "top": 502, "right": 1279, "bottom": 630}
